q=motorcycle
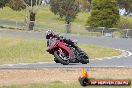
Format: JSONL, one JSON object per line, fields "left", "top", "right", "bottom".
{"left": 47, "top": 38, "right": 89, "bottom": 65}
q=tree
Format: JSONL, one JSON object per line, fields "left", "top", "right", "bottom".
{"left": 7, "top": 0, "right": 43, "bottom": 30}
{"left": 50, "top": 0, "right": 80, "bottom": 33}
{"left": 0, "top": 0, "right": 8, "bottom": 8}
{"left": 88, "top": 0, "right": 120, "bottom": 28}
{"left": 77, "top": 0, "right": 132, "bottom": 15}
{"left": 117, "top": 17, "right": 132, "bottom": 29}
{"left": 77, "top": 0, "right": 91, "bottom": 12}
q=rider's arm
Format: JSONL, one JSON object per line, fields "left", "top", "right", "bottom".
{"left": 47, "top": 39, "right": 50, "bottom": 47}
{"left": 55, "top": 34, "right": 73, "bottom": 45}
{"left": 62, "top": 37, "right": 74, "bottom": 45}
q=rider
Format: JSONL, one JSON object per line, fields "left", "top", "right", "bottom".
{"left": 45, "top": 30, "right": 81, "bottom": 52}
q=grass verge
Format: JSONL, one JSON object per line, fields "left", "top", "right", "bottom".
{"left": 0, "top": 6, "right": 92, "bottom": 35}
{"left": 0, "top": 35, "right": 121, "bottom": 64}
{"left": 0, "top": 82, "right": 131, "bottom": 88}
{"left": 0, "top": 68, "right": 131, "bottom": 86}
{"left": 0, "top": 6, "right": 89, "bottom": 26}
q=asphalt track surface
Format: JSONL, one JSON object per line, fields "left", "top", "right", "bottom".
{"left": 0, "top": 29, "right": 132, "bottom": 68}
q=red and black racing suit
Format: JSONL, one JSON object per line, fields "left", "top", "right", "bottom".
{"left": 46, "top": 35, "right": 81, "bottom": 52}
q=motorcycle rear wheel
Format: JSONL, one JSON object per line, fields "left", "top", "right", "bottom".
{"left": 78, "top": 52, "right": 89, "bottom": 64}
{"left": 80, "top": 57, "right": 89, "bottom": 64}
{"left": 54, "top": 58, "right": 60, "bottom": 63}
{"left": 54, "top": 50, "right": 69, "bottom": 65}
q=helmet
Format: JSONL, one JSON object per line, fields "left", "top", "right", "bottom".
{"left": 45, "top": 30, "right": 55, "bottom": 39}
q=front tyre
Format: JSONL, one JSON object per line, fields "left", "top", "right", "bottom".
{"left": 54, "top": 50, "right": 69, "bottom": 65}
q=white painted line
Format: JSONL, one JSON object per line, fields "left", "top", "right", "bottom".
{"left": 111, "top": 56, "right": 119, "bottom": 58}
{"left": 1, "top": 64, "right": 15, "bottom": 66}
{"left": 117, "top": 56, "right": 122, "bottom": 58}
{"left": 7, "top": 64, "right": 14, "bottom": 66}
{"left": 37, "top": 61, "right": 55, "bottom": 64}
{"left": 124, "top": 56, "right": 128, "bottom": 58}
{"left": 127, "top": 51, "right": 132, "bottom": 56}
{"left": 105, "top": 57, "right": 112, "bottom": 59}
{"left": 117, "top": 66, "right": 124, "bottom": 67}
{"left": 121, "top": 50, "right": 125, "bottom": 52}
{"left": 0, "top": 62, "right": 55, "bottom": 67}
{"left": 18, "top": 63, "right": 29, "bottom": 65}
{"left": 92, "top": 48, "right": 132, "bottom": 61}
{"left": 98, "top": 59, "right": 103, "bottom": 60}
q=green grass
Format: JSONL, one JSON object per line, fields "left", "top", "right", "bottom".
{"left": 79, "top": 44, "right": 121, "bottom": 59}
{"left": 0, "top": 35, "right": 52, "bottom": 64}
{"left": 0, "top": 6, "right": 132, "bottom": 36}
{"left": 0, "top": 6, "right": 95, "bottom": 35}
{"left": 0, "top": 35, "right": 121, "bottom": 64}
{"left": 0, "top": 6, "right": 89, "bottom": 25}
{"left": 1, "top": 6, "right": 132, "bottom": 37}
{"left": 0, "top": 82, "right": 131, "bottom": 88}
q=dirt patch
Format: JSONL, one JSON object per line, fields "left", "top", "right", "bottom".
{"left": 0, "top": 68, "right": 132, "bottom": 86}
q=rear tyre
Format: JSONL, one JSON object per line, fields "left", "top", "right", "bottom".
{"left": 54, "top": 58, "right": 60, "bottom": 63}
{"left": 80, "top": 57, "right": 89, "bottom": 64}
{"left": 54, "top": 50, "right": 69, "bottom": 65}
{"left": 78, "top": 52, "right": 89, "bottom": 64}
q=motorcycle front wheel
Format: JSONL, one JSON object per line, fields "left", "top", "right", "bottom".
{"left": 54, "top": 50, "right": 69, "bottom": 65}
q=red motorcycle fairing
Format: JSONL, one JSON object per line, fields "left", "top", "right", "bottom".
{"left": 49, "top": 39, "right": 71, "bottom": 58}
